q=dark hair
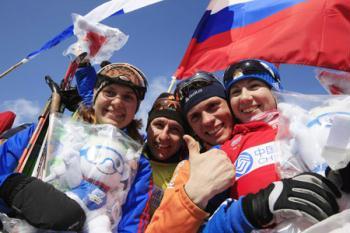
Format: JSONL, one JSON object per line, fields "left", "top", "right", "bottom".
{"left": 77, "top": 104, "right": 144, "bottom": 144}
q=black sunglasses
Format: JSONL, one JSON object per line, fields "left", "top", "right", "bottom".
{"left": 175, "top": 71, "right": 218, "bottom": 102}
{"left": 223, "top": 60, "right": 280, "bottom": 89}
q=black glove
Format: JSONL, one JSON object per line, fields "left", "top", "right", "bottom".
{"left": 60, "top": 87, "right": 82, "bottom": 112}
{"left": 77, "top": 52, "right": 90, "bottom": 68}
{"left": 0, "top": 173, "right": 86, "bottom": 231}
{"left": 242, "top": 172, "right": 341, "bottom": 229}
{"left": 326, "top": 163, "right": 350, "bottom": 193}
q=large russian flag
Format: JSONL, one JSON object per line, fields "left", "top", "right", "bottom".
{"left": 175, "top": 0, "right": 350, "bottom": 79}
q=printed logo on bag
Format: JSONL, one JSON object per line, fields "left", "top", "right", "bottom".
{"left": 80, "top": 145, "right": 125, "bottom": 175}
{"left": 235, "top": 142, "right": 277, "bottom": 180}
{"left": 86, "top": 188, "right": 107, "bottom": 210}
{"left": 307, "top": 112, "right": 350, "bottom": 128}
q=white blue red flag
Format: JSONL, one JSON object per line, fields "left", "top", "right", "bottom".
{"left": 175, "top": 0, "right": 350, "bottom": 79}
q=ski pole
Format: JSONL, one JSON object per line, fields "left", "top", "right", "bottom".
{"left": 0, "top": 58, "right": 29, "bottom": 79}
{"left": 16, "top": 76, "right": 61, "bottom": 174}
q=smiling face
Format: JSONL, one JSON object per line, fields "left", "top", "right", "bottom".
{"left": 229, "top": 79, "right": 277, "bottom": 123}
{"left": 94, "top": 83, "right": 138, "bottom": 129}
{"left": 147, "top": 117, "right": 184, "bottom": 161}
{"left": 186, "top": 96, "right": 233, "bottom": 146}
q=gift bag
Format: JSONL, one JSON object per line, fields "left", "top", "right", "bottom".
{"left": 43, "top": 113, "right": 141, "bottom": 233}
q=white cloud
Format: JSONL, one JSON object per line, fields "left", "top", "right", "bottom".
{"left": 136, "top": 75, "right": 174, "bottom": 132}
{"left": 0, "top": 99, "right": 41, "bottom": 127}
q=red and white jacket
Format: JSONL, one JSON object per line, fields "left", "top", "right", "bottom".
{"left": 220, "top": 111, "right": 280, "bottom": 199}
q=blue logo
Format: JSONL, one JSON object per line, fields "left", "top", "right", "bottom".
{"left": 307, "top": 112, "right": 350, "bottom": 128}
{"left": 80, "top": 145, "right": 125, "bottom": 175}
{"left": 236, "top": 152, "right": 253, "bottom": 178}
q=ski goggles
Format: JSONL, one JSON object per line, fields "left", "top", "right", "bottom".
{"left": 174, "top": 71, "right": 219, "bottom": 102}
{"left": 152, "top": 95, "right": 181, "bottom": 112}
{"left": 223, "top": 59, "right": 281, "bottom": 90}
{"left": 96, "top": 63, "right": 147, "bottom": 100}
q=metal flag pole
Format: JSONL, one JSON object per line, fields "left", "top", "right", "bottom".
{"left": 167, "top": 76, "right": 177, "bottom": 93}
{"left": 0, "top": 58, "right": 29, "bottom": 79}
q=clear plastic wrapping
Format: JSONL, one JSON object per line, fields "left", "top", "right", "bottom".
{"left": 43, "top": 113, "right": 142, "bottom": 233}
{"left": 276, "top": 91, "right": 350, "bottom": 178}
{"left": 271, "top": 91, "right": 350, "bottom": 233}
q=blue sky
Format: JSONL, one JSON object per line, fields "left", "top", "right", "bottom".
{"left": 0, "top": 0, "right": 327, "bottom": 130}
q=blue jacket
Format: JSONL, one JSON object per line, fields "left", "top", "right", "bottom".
{"left": 75, "top": 65, "right": 97, "bottom": 107}
{"left": 0, "top": 123, "right": 35, "bottom": 213}
{"left": 0, "top": 123, "right": 35, "bottom": 187}
{"left": 200, "top": 198, "right": 255, "bottom": 233}
{"left": 117, "top": 154, "right": 153, "bottom": 233}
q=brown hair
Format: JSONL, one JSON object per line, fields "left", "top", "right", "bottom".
{"left": 77, "top": 104, "right": 144, "bottom": 144}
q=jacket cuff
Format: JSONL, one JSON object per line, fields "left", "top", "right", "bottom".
{"left": 178, "top": 185, "right": 209, "bottom": 220}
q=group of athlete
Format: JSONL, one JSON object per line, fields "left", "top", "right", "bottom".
{"left": 0, "top": 57, "right": 348, "bottom": 232}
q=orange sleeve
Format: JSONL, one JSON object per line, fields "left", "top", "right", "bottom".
{"left": 145, "top": 160, "right": 209, "bottom": 233}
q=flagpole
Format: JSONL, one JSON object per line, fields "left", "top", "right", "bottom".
{"left": 0, "top": 58, "right": 29, "bottom": 79}
{"left": 167, "top": 76, "right": 177, "bottom": 93}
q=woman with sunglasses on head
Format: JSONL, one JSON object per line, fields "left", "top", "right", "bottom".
{"left": 0, "top": 62, "right": 154, "bottom": 232}
{"left": 219, "top": 59, "right": 283, "bottom": 199}
{"left": 78, "top": 62, "right": 147, "bottom": 143}
{"left": 76, "top": 62, "right": 160, "bottom": 232}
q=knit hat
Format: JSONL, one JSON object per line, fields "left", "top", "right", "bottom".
{"left": 174, "top": 71, "right": 226, "bottom": 117}
{"left": 146, "top": 93, "right": 185, "bottom": 131}
{"left": 93, "top": 63, "right": 148, "bottom": 105}
{"left": 223, "top": 59, "right": 282, "bottom": 92}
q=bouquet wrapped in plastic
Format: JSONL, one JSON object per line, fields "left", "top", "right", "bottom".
{"left": 276, "top": 91, "right": 350, "bottom": 177}
{"left": 43, "top": 114, "right": 141, "bottom": 233}
{"left": 271, "top": 91, "right": 350, "bottom": 233}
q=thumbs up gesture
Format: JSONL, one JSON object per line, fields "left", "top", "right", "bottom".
{"left": 183, "top": 135, "right": 235, "bottom": 209}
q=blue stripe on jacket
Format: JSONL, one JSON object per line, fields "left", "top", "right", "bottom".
{"left": 116, "top": 155, "right": 153, "bottom": 233}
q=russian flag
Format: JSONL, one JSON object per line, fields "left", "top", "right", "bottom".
{"left": 175, "top": 0, "right": 350, "bottom": 79}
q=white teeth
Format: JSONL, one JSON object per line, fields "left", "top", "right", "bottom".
{"left": 241, "top": 106, "right": 257, "bottom": 113}
{"left": 156, "top": 144, "right": 169, "bottom": 149}
{"left": 207, "top": 125, "right": 221, "bottom": 135}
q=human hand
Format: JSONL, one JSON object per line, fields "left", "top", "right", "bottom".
{"left": 242, "top": 172, "right": 341, "bottom": 228}
{"left": 183, "top": 135, "right": 235, "bottom": 209}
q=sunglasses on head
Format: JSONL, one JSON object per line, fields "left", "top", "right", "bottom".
{"left": 175, "top": 71, "right": 218, "bottom": 102}
{"left": 96, "top": 74, "right": 147, "bottom": 100}
{"left": 223, "top": 60, "right": 280, "bottom": 87}
{"left": 153, "top": 95, "right": 181, "bottom": 112}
